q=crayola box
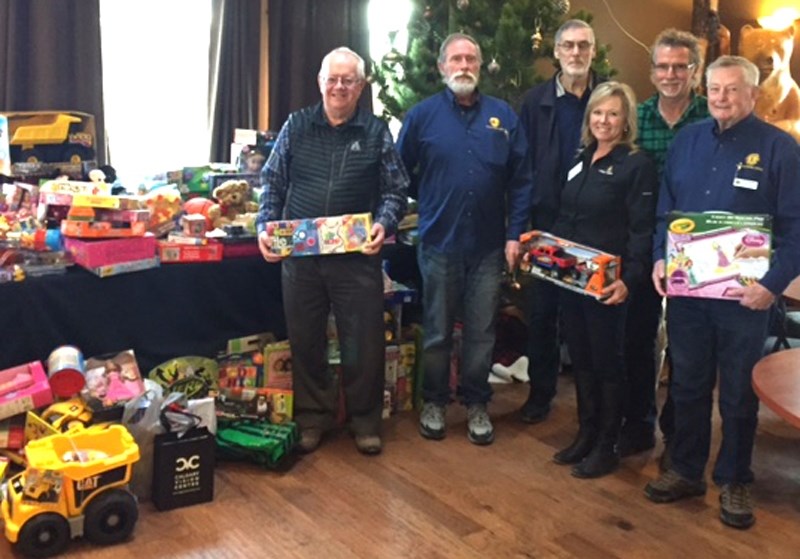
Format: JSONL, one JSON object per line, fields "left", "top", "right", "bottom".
{"left": 265, "top": 213, "right": 372, "bottom": 257}
{"left": 665, "top": 212, "right": 772, "bottom": 300}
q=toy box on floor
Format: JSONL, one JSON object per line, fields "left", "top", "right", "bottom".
{"left": 215, "top": 420, "right": 297, "bottom": 470}
{"left": 665, "top": 212, "right": 772, "bottom": 300}
{"left": 82, "top": 350, "right": 145, "bottom": 408}
{"left": 263, "top": 340, "right": 292, "bottom": 390}
{"left": 0, "top": 361, "right": 53, "bottom": 422}
{"left": 215, "top": 386, "right": 293, "bottom": 424}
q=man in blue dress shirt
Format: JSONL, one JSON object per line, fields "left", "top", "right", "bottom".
{"left": 644, "top": 55, "right": 800, "bottom": 530}
{"left": 397, "top": 33, "right": 532, "bottom": 445}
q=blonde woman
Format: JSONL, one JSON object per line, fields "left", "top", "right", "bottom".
{"left": 550, "top": 81, "right": 658, "bottom": 478}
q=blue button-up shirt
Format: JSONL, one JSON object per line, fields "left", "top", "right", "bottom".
{"left": 396, "top": 89, "right": 532, "bottom": 254}
{"left": 654, "top": 114, "right": 800, "bottom": 294}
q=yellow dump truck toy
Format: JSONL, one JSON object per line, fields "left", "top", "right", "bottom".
{"left": 1, "top": 424, "right": 140, "bottom": 558}
{"left": 6, "top": 111, "right": 95, "bottom": 164}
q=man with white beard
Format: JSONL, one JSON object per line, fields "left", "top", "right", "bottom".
{"left": 397, "top": 33, "right": 532, "bottom": 445}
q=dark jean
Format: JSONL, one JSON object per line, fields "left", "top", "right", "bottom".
{"left": 282, "top": 254, "right": 385, "bottom": 436}
{"left": 417, "top": 243, "right": 503, "bottom": 406}
{"left": 525, "top": 278, "right": 561, "bottom": 406}
{"left": 667, "top": 297, "right": 770, "bottom": 485}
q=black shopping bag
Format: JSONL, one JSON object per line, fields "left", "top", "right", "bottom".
{"left": 152, "top": 426, "right": 215, "bottom": 511}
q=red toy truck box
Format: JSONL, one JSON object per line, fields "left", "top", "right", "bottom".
{"left": 519, "top": 230, "right": 621, "bottom": 299}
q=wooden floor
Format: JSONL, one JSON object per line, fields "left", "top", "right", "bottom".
{"left": 3, "top": 375, "right": 800, "bottom": 559}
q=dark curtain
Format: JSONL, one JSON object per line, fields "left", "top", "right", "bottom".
{"left": 208, "top": 0, "right": 262, "bottom": 163}
{"left": 267, "top": 0, "right": 372, "bottom": 130}
{"left": 0, "top": 0, "right": 106, "bottom": 164}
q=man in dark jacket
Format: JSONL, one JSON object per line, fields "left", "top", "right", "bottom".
{"left": 517, "top": 19, "right": 603, "bottom": 424}
{"left": 256, "top": 47, "right": 409, "bottom": 456}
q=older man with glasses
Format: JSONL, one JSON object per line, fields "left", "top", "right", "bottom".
{"left": 256, "top": 46, "right": 409, "bottom": 456}
{"left": 619, "top": 29, "right": 710, "bottom": 466}
{"left": 517, "top": 19, "right": 604, "bottom": 427}
{"left": 645, "top": 55, "right": 800, "bottom": 530}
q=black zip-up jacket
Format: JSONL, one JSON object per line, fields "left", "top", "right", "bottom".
{"left": 285, "top": 103, "right": 386, "bottom": 220}
{"left": 551, "top": 143, "right": 658, "bottom": 288}
{"left": 519, "top": 72, "right": 605, "bottom": 231}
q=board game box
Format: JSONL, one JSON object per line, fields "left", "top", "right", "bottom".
{"left": 665, "top": 212, "right": 772, "bottom": 300}
{"left": 265, "top": 213, "right": 372, "bottom": 257}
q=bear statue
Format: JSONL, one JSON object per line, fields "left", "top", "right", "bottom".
{"left": 739, "top": 24, "right": 800, "bottom": 143}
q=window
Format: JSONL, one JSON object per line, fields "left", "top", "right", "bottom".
{"left": 368, "top": 0, "right": 412, "bottom": 135}
{"left": 99, "top": 1, "right": 212, "bottom": 188}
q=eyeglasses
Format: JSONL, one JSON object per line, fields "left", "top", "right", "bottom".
{"left": 652, "top": 63, "right": 696, "bottom": 75}
{"left": 557, "top": 41, "right": 594, "bottom": 52}
{"left": 321, "top": 75, "right": 361, "bottom": 88}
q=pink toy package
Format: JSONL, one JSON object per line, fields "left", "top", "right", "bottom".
{"left": 82, "top": 350, "right": 145, "bottom": 407}
{"left": 0, "top": 361, "right": 54, "bottom": 422}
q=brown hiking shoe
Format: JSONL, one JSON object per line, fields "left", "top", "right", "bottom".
{"left": 719, "top": 484, "right": 755, "bottom": 530}
{"left": 644, "top": 469, "right": 707, "bottom": 503}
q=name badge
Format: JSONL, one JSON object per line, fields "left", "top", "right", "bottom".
{"left": 567, "top": 161, "right": 583, "bottom": 181}
{"left": 733, "top": 177, "right": 758, "bottom": 190}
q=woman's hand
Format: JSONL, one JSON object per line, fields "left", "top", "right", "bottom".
{"left": 600, "top": 279, "right": 628, "bottom": 305}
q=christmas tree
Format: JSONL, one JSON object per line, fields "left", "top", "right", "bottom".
{"left": 372, "top": 0, "right": 614, "bottom": 121}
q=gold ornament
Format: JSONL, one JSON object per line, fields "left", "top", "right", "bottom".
{"left": 488, "top": 58, "right": 500, "bottom": 74}
{"left": 531, "top": 30, "right": 543, "bottom": 52}
{"left": 457, "top": 0, "right": 469, "bottom": 10}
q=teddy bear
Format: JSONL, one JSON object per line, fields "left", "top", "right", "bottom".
{"left": 207, "top": 179, "right": 259, "bottom": 230}
{"left": 739, "top": 24, "right": 800, "bottom": 142}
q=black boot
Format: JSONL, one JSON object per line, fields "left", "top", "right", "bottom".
{"left": 554, "top": 430, "right": 596, "bottom": 465}
{"left": 571, "top": 382, "right": 623, "bottom": 479}
{"left": 571, "top": 441, "right": 620, "bottom": 478}
{"left": 553, "top": 368, "right": 597, "bottom": 465}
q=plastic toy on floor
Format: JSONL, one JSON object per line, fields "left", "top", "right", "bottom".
{"left": 1, "top": 424, "right": 140, "bottom": 558}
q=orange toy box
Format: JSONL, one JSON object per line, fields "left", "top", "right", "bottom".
{"left": 519, "top": 230, "right": 622, "bottom": 299}
{"left": 0, "top": 361, "right": 54, "bottom": 422}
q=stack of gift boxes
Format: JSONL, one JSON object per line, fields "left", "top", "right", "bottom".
{"left": 40, "top": 179, "right": 159, "bottom": 277}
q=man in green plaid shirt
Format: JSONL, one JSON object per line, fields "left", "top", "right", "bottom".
{"left": 620, "top": 28, "right": 710, "bottom": 466}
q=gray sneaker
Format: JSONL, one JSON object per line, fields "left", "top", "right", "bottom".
{"left": 419, "top": 402, "right": 446, "bottom": 440}
{"left": 466, "top": 403, "right": 494, "bottom": 445}
{"left": 719, "top": 483, "right": 755, "bottom": 530}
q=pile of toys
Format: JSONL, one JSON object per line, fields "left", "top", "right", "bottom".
{"left": 0, "top": 335, "right": 304, "bottom": 557}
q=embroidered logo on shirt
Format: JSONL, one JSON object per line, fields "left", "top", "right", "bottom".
{"left": 597, "top": 165, "right": 614, "bottom": 176}
{"left": 350, "top": 141, "right": 361, "bottom": 152}
{"left": 745, "top": 153, "right": 760, "bottom": 167}
{"left": 486, "top": 116, "right": 509, "bottom": 139}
